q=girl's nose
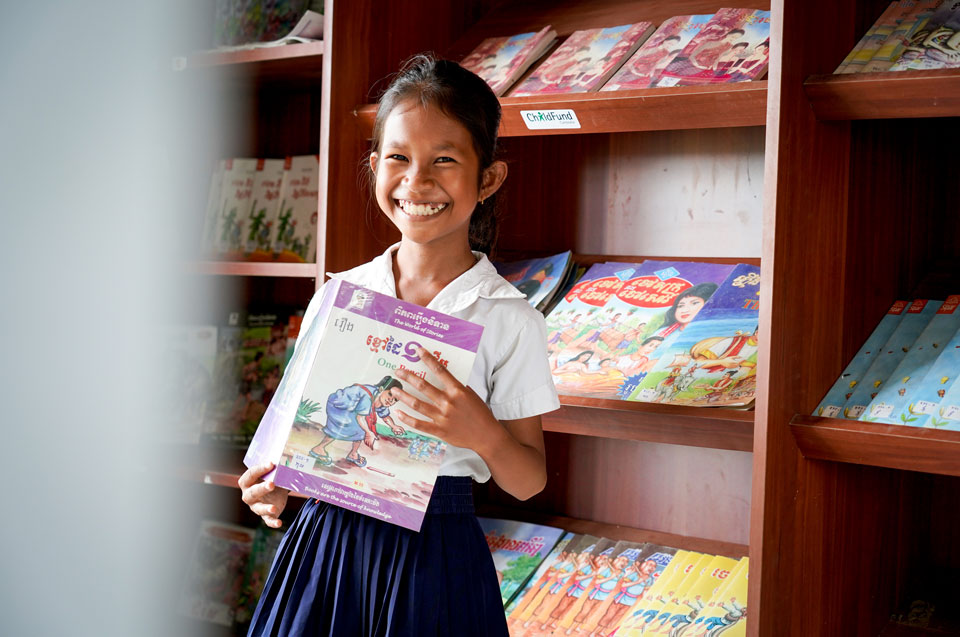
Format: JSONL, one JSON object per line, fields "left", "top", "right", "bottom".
{"left": 403, "top": 163, "right": 434, "bottom": 189}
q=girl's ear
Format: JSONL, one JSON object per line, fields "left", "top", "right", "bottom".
{"left": 369, "top": 152, "right": 379, "bottom": 174}
{"left": 479, "top": 160, "right": 508, "bottom": 202}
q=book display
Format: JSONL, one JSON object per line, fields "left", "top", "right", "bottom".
{"left": 460, "top": 26, "right": 558, "bottom": 96}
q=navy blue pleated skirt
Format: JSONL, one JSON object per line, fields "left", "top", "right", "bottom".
{"left": 248, "top": 476, "right": 508, "bottom": 637}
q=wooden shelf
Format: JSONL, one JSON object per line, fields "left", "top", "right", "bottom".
{"left": 789, "top": 415, "right": 960, "bottom": 477}
{"left": 546, "top": 397, "right": 754, "bottom": 452}
{"left": 189, "top": 260, "right": 318, "bottom": 278}
{"left": 176, "top": 41, "right": 324, "bottom": 83}
{"left": 804, "top": 69, "right": 960, "bottom": 120}
{"left": 353, "top": 81, "right": 768, "bottom": 138}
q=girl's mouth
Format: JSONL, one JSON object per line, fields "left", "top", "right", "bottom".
{"left": 396, "top": 199, "right": 448, "bottom": 217}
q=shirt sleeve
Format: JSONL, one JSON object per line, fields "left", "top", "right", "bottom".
{"left": 487, "top": 310, "right": 561, "bottom": 421}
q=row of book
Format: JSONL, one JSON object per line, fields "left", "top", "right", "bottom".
{"left": 212, "top": 1, "right": 323, "bottom": 48}
{"left": 835, "top": 0, "right": 960, "bottom": 73}
{"left": 815, "top": 296, "right": 960, "bottom": 429}
{"left": 461, "top": 8, "right": 771, "bottom": 97}
{"left": 199, "top": 156, "right": 319, "bottom": 264}
{"left": 480, "top": 517, "right": 748, "bottom": 637}
{"left": 495, "top": 254, "right": 760, "bottom": 408}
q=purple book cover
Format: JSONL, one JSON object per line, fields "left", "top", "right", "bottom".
{"left": 244, "top": 279, "right": 483, "bottom": 531}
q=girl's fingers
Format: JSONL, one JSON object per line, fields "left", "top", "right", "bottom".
{"left": 238, "top": 462, "right": 274, "bottom": 489}
{"left": 392, "top": 387, "right": 440, "bottom": 419}
{"left": 240, "top": 480, "right": 276, "bottom": 505}
{"left": 416, "top": 347, "right": 461, "bottom": 388}
{"left": 395, "top": 366, "right": 445, "bottom": 402}
{"left": 394, "top": 409, "right": 439, "bottom": 436}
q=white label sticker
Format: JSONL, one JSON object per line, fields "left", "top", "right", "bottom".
{"left": 847, "top": 405, "right": 866, "bottom": 418}
{"left": 869, "top": 403, "right": 894, "bottom": 419}
{"left": 942, "top": 404, "right": 960, "bottom": 421}
{"left": 636, "top": 388, "right": 659, "bottom": 401}
{"left": 520, "top": 109, "right": 581, "bottom": 130}
{"left": 914, "top": 400, "right": 938, "bottom": 415}
{"left": 291, "top": 452, "right": 313, "bottom": 471}
{"left": 821, "top": 405, "right": 841, "bottom": 418}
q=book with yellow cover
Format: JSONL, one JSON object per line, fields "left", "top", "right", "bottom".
{"left": 644, "top": 554, "right": 739, "bottom": 635}
{"left": 686, "top": 557, "right": 749, "bottom": 636}
{"left": 640, "top": 553, "right": 714, "bottom": 635}
{"left": 617, "top": 551, "right": 707, "bottom": 636}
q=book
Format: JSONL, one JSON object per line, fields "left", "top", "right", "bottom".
{"left": 655, "top": 9, "right": 772, "bottom": 87}
{"left": 842, "top": 299, "right": 943, "bottom": 419}
{"left": 862, "top": 1, "right": 943, "bottom": 72}
{"left": 629, "top": 263, "right": 760, "bottom": 407}
{"left": 541, "top": 263, "right": 586, "bottom": 319}
{"left": 177, "top": 520, "right": 255, "bottom": 627}
{"left": 862, "top": 295, "right": 960, "bottom": 424}
{"left": 912, "top": 364, "right": 960, "bottom": 430}
{"left": 841, "top": 0, "right": 919, "bottom": 73}
{"left": 644, "top": 554, "right": 739, "bottom": 635}
{"left": 244, "top": 158, "right": 285, "bottom": 259}
{"left": 506, "top": 533, "right": 579, "bottom": 619}
{"left": 477, "top": 518, "right": 567, "bottom": 607}
{"left": 685, "top": 557, "right": 749, "bottom": 637}
{"left": 234, "top": 525, "right": 284, "bottom": 626}
{"left": 600, "top": 15, "right": 715, "bottom": 91}
{"left": 835, "top": 2, "right": 900, "bottom": 72}
{"left": 274, "top": 155, "right": 319, "bottom": 263}
{"left": 158, "top": 324, "right": 218, "bottom": 444}
{"left": 244, "top": 279, "right": 484, "bottom": 531}
{"left": 563, "top": 540, "right": 650, "bottom": 636}
{"left": 620, "top": 552, "right": 711, "bottom": 636}
{"left": 601, "top": 544, "right": 678, "bottom": 636}
{"left": 509, "top": 22, "right": 656, "bottom": 96}
{"left": 895, "top": 326, "right": 960, "bottom": 427}
{"left": 213, "top": 3, "right": 322, "bottom": 49}
{"left": 890, "top": 0, "right": 960, "bottom": 70}
{"left": 517, "top": 534, "right": 600, "bottom": 635}
{"left": 214, "top": 158, "right": 258, "bottom": 258}
{"left": 459, "top": 26, "right": 558, "bottom": 96}
{"left": 493, "top": 251, "right": 574, "bottom": 313}
{"left": 815, "top": 300, "right": 910, "bottom": 418}
{"left": 200, "top": 159, "right": 226, "bottom": 256}
{"left": 550, "top": 537, "right": 619, "bottom": 633}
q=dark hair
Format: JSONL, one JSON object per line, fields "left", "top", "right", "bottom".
{"left": 641, "top": 335, "right": 664, "bottom": 347}
{"left": 375, "top": 376, "right": 403, "bottom": 393}
{"left": 727, "top": 28, "right": 746, "bottom": 37}
{"left": 662, "top": 282, "right": 719, "bottom": 326}
{"left": 368, "top": 53, "right": 502, "bottom": 253}
{"left": 731, "top": 42, "right": 750, "bottom": 50}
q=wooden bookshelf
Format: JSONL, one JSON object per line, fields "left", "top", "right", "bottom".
{"left": 789, "top": 415, "right": 960, "bottom": 478}
{"left": 190, "top": 260, "right": 318, "bottom": 278}
{"left": 178, "top": 41, "right": 325, "bottom": 83}
{"left": 804, "top": 69, "right": 960, "bottom": 121}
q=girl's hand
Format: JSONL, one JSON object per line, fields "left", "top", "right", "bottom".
{"left": 238, "top": 463, "right": 289, "bottom": 529}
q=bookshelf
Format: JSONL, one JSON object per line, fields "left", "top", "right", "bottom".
{"left": 804, "top": 68, "right": 960, "bottom": 120}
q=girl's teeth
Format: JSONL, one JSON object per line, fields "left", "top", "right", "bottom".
{"left": 399, "top": 200, "right": 447, "bottom": 216}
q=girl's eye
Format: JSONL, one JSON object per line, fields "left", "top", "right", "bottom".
{"left": 387, "top": 154, "right": 408, "bottom": 162}
{"left": 435, "top": 156, "right": 455, "bottom": 164}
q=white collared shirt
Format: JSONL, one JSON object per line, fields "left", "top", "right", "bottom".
{"left": 297, "top": 244, "right": 560, "bottom": 481}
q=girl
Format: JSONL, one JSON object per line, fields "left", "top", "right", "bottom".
{"left": 238, "top": 54, "right": 559, "bottom": 636}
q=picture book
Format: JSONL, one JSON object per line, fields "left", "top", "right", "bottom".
{"left": 506, "top": 533, "right": 579, "bottom": 618}
{"left": 602, "top": 544, "right": 678, "bottom": 636}
{"left": 510, "top": 22, "right": 655, "bottom": 96}
{"left": 459, "top": 26, "right": 558, "bottom": 96}
{"left": 477, "top": 517, "right": 567, "bottom": 606}
{"left": 493, "top": 251, "right": 574, "bottom": 313}
{"left": 841, "top": 0, "right": 919, "bottom": 73}
{"left": 622, "top": 552, "right": 712, "bottom": 636}
{"left": 541, "top": 264, "right": 586, "bottom": 319}
{"left": 842, "top": 299, "right": 942, "bottom": 419}
{"left": 655, "top": 8, "right": 771, "bottom": 87}
{"left": 213, "top": 0, "right": 317, "bottom": 47}
{"left": 894, "top": 326, "right": 960, "bottom": 428}
{"left": 862, "top": 295, "right": 960, "bottom": 424}
{"left": 629, "top": 264, "right": 760, "bottom": 407}
{"left": 686, "top": 557, "right": 749, "bottom": 637}
{"left": 889, "top": 0, "right": 960, "bottom": 70}
{"left": 158, "top": 324, "right": 218, "bottom": 444}
{"left": 200, "top": 159, "right": 225, "bottom": 256}
{"left": 234, "top": 525, "right": 284, "bottom": 626}
{"left": 862, "top": 0, "right": 943, "bottom": 72}
{"left": 274, "top": 155, "right": 319, "bottom": 263}
{"left": 177, "top": 520, "right": 255, "bottom": 627}
{"left": 548, "top": 537, "right": 618, "bottom": 634}
{"left": 645, "top": 554, "right": 739, "bottom": 635}
{"left": 601, "top": 14, "right": 714, "bottom": 91}
{"left": 244, "top": 158, "right": 285, "bottom": 259}
{"left": 835, "top": 2, "right": 899, "bottom": 72}
{"left": 616, "top": 549, "right": 700, "bottom": 636}
{"left": 244, "top": 279, "right": 483, "bottom": 531}
{"left": 815, "top": 300, "right": 910, "bottom": 418}
{"left": 912, "top": 365, "right": 960, "bottom": 430}
{"left": 213, "top": 158, "right": 258, "bottom": 258}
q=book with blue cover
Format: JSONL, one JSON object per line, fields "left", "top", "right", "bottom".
{"left": 896, "top": 326, "right": 960, "bottom": 428}
{"left": 913, "top": 368, "right": 960, "bottom": 430}
{"left": 493, "top": 250, "right": 574, "bottom": 312}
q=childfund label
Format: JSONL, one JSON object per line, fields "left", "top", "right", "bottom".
{"left": 520, "top": 108, "right": 581, "bottom": 130}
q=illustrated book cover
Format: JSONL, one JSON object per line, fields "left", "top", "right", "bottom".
{"left": 459, "top": 26, "right": 558, "bottom": 96}
{"left": 629, "top": 263, "right": 760, "bottom": 407}
{"left": 618, "top": 551, "right": 709, "bottom": 636}
{"left": 213, "top": 158, "right": 258, "bottom": 258}
{"left": 510, "top": 22, "right": 655, "bottom": 96}
{"left": 840, "top": 0, "right": 919, "bottom": 73}
{"left": 200, "top": 159, "right": 226, "bottom": 256}
{"left": 890, "top": 0, "right": 960, "bottom": 70}
{"left": 644, "top": 554, "right": 739, "bottom": 635}
{"left": 244, "top": 158, "right": 285, "bottom": 259}
{"left": 685, "top": 557, "right": 749, "bottom": 637}
{"left": 862, "top": 0, "right": 943, "bottom": 72}
{"left": 493, "top": 250, "right": 574, "bottom": 313}
{"left": 177, "top": 520, "right": 255, "bottom": 627}
{"left": 477, "top": 517, "right": 567, "bottom": 607}
{"left": 274, "top": 155, "right": 319, "bottom": 263}
{"left": 814, "top": 300, "right": 909, "bottom": 418}
{"left": 655, "top": 8, "right": 771, "bottom": 87}
{"left": 910, "top": 360, "right": 960, "bottom": 430}
{"left": 601, "top": 14, "right": 714, "bottom": 91}
{"left": 835, "top": 2, "right": 900, "bottom": 72}
{"left": 244, "top": 279, "right": 483, "bottom": 531}
{"left": 506, "top": 533, "right": 579, "bottom": 618}
{"left": 894, "top": 326, "right": 960, "bottom": 428}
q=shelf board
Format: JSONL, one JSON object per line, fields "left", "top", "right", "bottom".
{"left": 176, "top": 41, "right": 324, "bottom": 83}
{"left": 804, "top": 69, "right": 960, "bottom": 120}
{"left": 353, "top": 81, "right": 767, "bottom": 138}
{"left": 189, "top": 260, "right": 318, "bottom": 278}
{"left": 545, "top": 397, "right": 754, "bottom": 452}
{"left": 789, "top": 415, "right": 960, "bottom": 477}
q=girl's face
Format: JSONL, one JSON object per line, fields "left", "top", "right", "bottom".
{"left": 675, "top": 295, "right": 706, "bottom": 324}
{"left": 371, "top": 99, "right": 500, "bottom": 250}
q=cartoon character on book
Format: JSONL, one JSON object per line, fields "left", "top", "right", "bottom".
{"left": 701, "top": 598, "right": 745, "bottom": 635}
{"left": 306, "top": 375, "right": 406, "bottom": 468}
{"left": 625, "top": 35, "right": 683, "bottom": 85}
{"left": 525, "top": 548, "right": 581, "bottom": 631}
{"left": 651, "top": 361, "right": 697, "bottom": 403}
{"left": 542, "top": 546, "right": 596, "bottom": 632}
{"left": 729, "top": 38, "right": 769, "bottom": 82}
{"left": 511, "top": 546, "right": 574, "bottom": 622}
{"left": 595, "top": 551, "right": 658, "bottom": 636}
{"left": 565, "top": 547, "right": 619, "bottom": 635}
{"left": 653, "top": 283, "right": 718, "bottom": 341}
{"left": 514, "top": 262, "right": 556, "bottom": 301}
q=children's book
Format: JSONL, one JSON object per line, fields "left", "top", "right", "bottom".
{"left": 563, "top": 540, "right": 650, "bottom": 636}
{"left": 518, "top": 534, "right": 600, "bottom": 636}
{"left": 862, "top": 0, "right": 943, "bottom": 72}
{"left": 623, "top": 552, "right": 713, "bottom": 636}
{"left": 815, "top": 300, "right": 910, "bottom": 418}
{"left": 603, "top": 544, "right": 678, "bottom": 636}
{"left": 493, "top": 251, "right": 574, "bottom": 313}
{"left": 862, "top": 295, "right": 960, "bottom": 424}
{"left": 645, "top": 554, "right": 739, "bottom": 635}
{"left": 550, "top": 538, "right": 618, "bottom": 634}
{"left": 506, "top": 533, "right": 579, "bottom": 619}
{"left": 244, "top": 158, "right": 285, "bottom": 259}
{"left": 459, "top": 26, "right": 558, "bottom": 96}
{"left": 912, "top": 366, "right": 960, "bottom": 430}
{"left": 842, "top": 0, "right": 919, "bottom": 73}
{"left": 890, "top": 0, "right": 960, "bottom": 69}
{"left": 616, "top": 549, "right": 698, "bottom": 636}
{"left": 158, "top": 324, "right": 218, "bottom": 444}
{"left": 655, "top": 9, "right": 771, "bottom": 87}
{"left": 510, "top": 23, "right": 655, "bottom": 96}
{"left": 541, "top": 264, "right": 586, "bottom": 319}
{"left": 835, "top": 2, "right": 900, "bottom": 72}
{"left": 274, "top": 155, "right": 319, "bottom": 263}
{"left": 894, "top": 326, "right": 960, "bottom": 427}
{"left": 234, "top": 525, "right": 284, "bottom": 626}
{"left": 842, "top": 299, "right": 943, "bottom": 419}
{"left": 600, "top": 15, "right": 714, "bottom": 91}
{"left": 686, "top": 557, "right": 749, "bottom": 637}
{"left": 200, "top": 159, "right": 226, "bottom": 256}
{"left": 477, "top": 517, "right": 567, "bottom": 607}
{"left": 214, "top": 158, "right": 258, "bottom": 258}
{"left": 629, "top": 264, "right": 760, "bottom": 407}
{"left": 177, "top": 520, "right": 255, "bottom": 627}
{"left": 244, "top": 280, "right": 483, "bottom": 531}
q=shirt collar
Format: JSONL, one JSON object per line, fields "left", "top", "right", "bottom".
{"left": 327, "top": 242, "right": 525, "bottom": 314}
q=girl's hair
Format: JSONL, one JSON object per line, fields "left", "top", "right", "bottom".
{"left": 369, "top": 53, "right": 503, "bottom": 254}
{"left": 375, "top": 376, "right": 403, "bottom": 393}
{"left": 662, "top": 282, "right": 719, "bottom": 326}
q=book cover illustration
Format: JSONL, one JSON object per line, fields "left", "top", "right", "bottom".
{"left": 835, "top": 2, "right": 900, "bottom": 72}
{"left": 645, "top": 554, "right": 739, "bottom": 635}
{"left": 815, "top": 300, "right": 909, "bottom": 418}
{"left": 460, "top": 26, "right": 558, "bottom": 96}
{"left": 244, "top": 158, "right": 285, "bottom": 259}
{"left": 177, "top": 520, "right": 255, "bottom": 627}
{"left": 686, "top": 557, "right": 749, "bottom": 637}
{"left": 600, "top": 544, "right": 678, "bottom": 637}
{"left": 541, "top": 264, "right": 587, "bottom": 319}
{"left": 619, "top": 551, "right": 709, "bottom": 636}
{"left": 274, "top": 155, "right": 319, "bottom": 263}
{"left": 158, "top": 324, "right": 218, "bottom": 444}
{"left": 601, "top": 14, "right": 714, "bottom": 91}
{"left": 655, "top": 8, "right": 771, "bottom": 87}
{"left": 841, "top": 0, "right": 919, "bottom": 73}
{"left": 213, "top": 158, "right": 258, "bottom": 258}
{"left": 510, "top": 22, "right": 655, "bottom": 96}
{"left": 862, "top": 295, "right": 960, "bottom": 424}
{"left": 213, "top": 0, "right": 315, "bottom": 47}
{"left": 506, "top": 533, "right": 579, "bottom": 619}
{"left": 641, "top": 553, "right": 715, "bottom": 635}
{"left": 862, "top": 0, "right": 943, "bottom": 72}
{"left": 546, "top": 538, "right": 618, "bottom": 635}
{"left": 890, "top": 0, "right": 960, "bottom": 69}
{"left": 842, "top": 299, "right": 942, "bottom": 419}
{"left": 477, "top": 517, "right": 566, "bottom": 606}
{"left": 895, "top": 326, "right": 960, "bottom": 428}
{"left": 911, "top": 363, "right": 960, "bottom": 430}
{"left": 494, "top": 251, "right": 574, "bottom": 312}
{"left": 629, "top": 264, "right": 760, "bottom": 407}
{"left": 244, "top": 279, "right": 484, "bottom": 531}
{"left": 234, "top": 525, "right": 284, "bottom": 626}
{"left": 200, "top": 159, "right": 226, "bottom": 256}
